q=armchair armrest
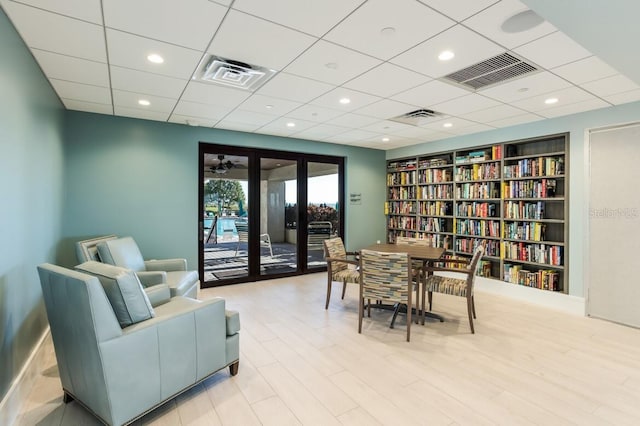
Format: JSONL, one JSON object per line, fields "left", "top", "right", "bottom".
{"left": 136, "top": 271, "right": 167, "bottom": 287}
{"left": 325, "top": 257, "right": 359, "bottom": 267}
{"left": 425, "top": 265, "right": 473, "bottom": 276}
{"left": 145, "top": 258, "right": 187, "bottom": 271}
{"left": 144, "top": 284, "right": 171, "bottom": 307}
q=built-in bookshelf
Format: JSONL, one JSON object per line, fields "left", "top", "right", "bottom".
{"left": 386, "top": 133, "right": 568, "bottom": 293}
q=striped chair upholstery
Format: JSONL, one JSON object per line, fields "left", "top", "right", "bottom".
{"left": 359, "top": 249, "right": 412, "bottom": 342}
{"left": 323, "top": 237, "right": 360, "bottom": 309}
{"left": 424, "top": 244, "right": 484, "bottom": 333}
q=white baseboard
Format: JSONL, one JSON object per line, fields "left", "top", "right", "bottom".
{"left": 475, "top": 276, "right": 585, "bottom": 316}
{"left": 0, "top": 327, "right": 51, "bottom": 426}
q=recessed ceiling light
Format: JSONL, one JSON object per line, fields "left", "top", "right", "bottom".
{"left": 545, "top": 97, "right": 559, "bottom": 104}
{"left": 443, "top": 122, "right": 453, "bottom": 128}
{"left": 265, "top": 104, "right": 273, "bottom": 109}
{"left": 325, "top": 62, "right": 338, "bottom": 70}
{"left": 382, "top": 137, "right": 390, "bottom": 142}
{"left": 517, "top": 87, "right": 530, "bottom": 93}
{"left": 438, "top": 50, "right": 455, "bottom": 61}
{"left": 501, "top": 10, "right": 545, "bottom": 33}
{"left": 138, "top": 99, "right": 150, "bottom": 106}
{"left": 339, "top": 97, "right": 351, "bottom": 105}
{"left": 147, "top": 54, "right": 164, "bottom": 64}
{"left": 380, "top": 27, "right": 396, "bottom": 36}
{"left": 286, "top": 122, "right": 296, "bottom": 128}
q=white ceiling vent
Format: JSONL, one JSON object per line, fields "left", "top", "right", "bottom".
{"left": 390, "top": 108, "right": 443, "bottom": 126}
{"left": 441, "top": 52, "right": 540, "bottom": 90}
{"left": 194, "top": 55, "right": 277, "bottom": 91}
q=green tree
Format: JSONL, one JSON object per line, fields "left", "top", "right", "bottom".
{"left": 205, "top": 179, "right": 246, "bottom": 214}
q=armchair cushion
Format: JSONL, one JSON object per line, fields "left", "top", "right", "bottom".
{"left": 97, "top": 237, "right": 146, "bottom": 272}
{"left": 75, "top": 235, "right": 118, "bottom": 263}
{"left": 76, "top": 261, "right": 155, "bottom": 328}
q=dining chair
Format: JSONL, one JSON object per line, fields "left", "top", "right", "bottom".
{"left": 323, "top": 237, "right": 360, "bottom": 309}
{"left": 395, "top": 236, "right": 430, "bottom": 324}
{"left": 423, "top": 244, "right": 485, "bottom": 333}
{"left": 359, "top": 249, "right": 412, "bottom": 342}
{"left": 234, "top": 219, "right": 273, "bottom": 257}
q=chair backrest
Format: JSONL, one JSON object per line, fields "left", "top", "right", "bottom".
{"left": 395, "top": 236, "right": 430, "bottom": 246}
{"left": 308, "top": 221, "right": 333, "bottom": 250}
{"left": 96, "top": 236, "right": 146, "bottom": 272}
{"left": 359, "top": 249, "right": 411, "bottom": 304}
{"left": 323, "top": 237, "right": 348, "bottom": 273}
{"left": 205, "top": 216, "right": 218, "bottom": 244}
{"left": 466, "top": 244, "right": 485, "bottom": 292}
{"left": 235, "top": 219, "right": 248, "bottom": 243}
{"left": 75, "top": 235, "right": 118, "bottom": 263}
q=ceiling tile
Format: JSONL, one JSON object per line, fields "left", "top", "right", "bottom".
{"left": 392, "top": 79, "right": 470, "bottom": 109}
{"left": 324, "top": 0, "right": 454, "bottom": 60}
{"left": 287, "top": 105, "right": 345, "bottom": 123}
{"left": 255, "top": 72, "right": 334, "bottom": 103}
{"left": 283, "top": 40, "right": 381, "bottom": 85}
{"left": 172, "top": 100, "right": 235, "bottom": 121}
{"left": 603, "top": 88, "right": 640, "bottom": 105}
{"left": 391, "top": 125, "right": 445, "bottom": 139}
{"left": 32, "top": 49, "right": 109, "bottom": 87}
{"left": 343, "top": 63, "right": 431, "bottom": 98}
{"left": 231, "top": 0, "right": 365, "bottom": 37}
{"left": 538, "top": 98, "right": 610, "bottom": 118}
{"left": 113, "top": 106, "right": 170, "bottom": 122}
{"left": 324, "top": 129, "right": 382, "bottom": 143}
{"left": 208, "top": 10, "right": 316, "bottom": 71}
{"left": 514, "top": 31, "right": 592, "bottom": 69}
{"left": 432, "top": 93, "right": 502, "bottom": 115}
{"left": 309, "top": 87, "right": 381, "bottom": 112}
{"left": 445, "top": 123, "right": 495, "bottom": 135}
{"left": 463, "top": 0, "right": 557, "bottom": 49}
{"left": 221, "top": 109, "right": 279, "bottom": 126}
{"left": 459, "top": 104, "right": 526, "bottom": 123}
{"left": 237, "top": 94, "right": 302, "bottom": 116}
{"left": 552, "top": 56, "right": 619, "bottom": 85}
{"left": 487, "top": 112, "right": 543, "bottom": 128}
{"left": 62, "top": 99, "right": 113, "bottom": 115}
{"left": 103, "top": 0, "right": 228, "bottom": 50}
{"left": 181, "top": 81, "right": 251, "bottom": 107}
{"left": 392, "top": 24, "right": 504, "bottom": 78}
{"left": 323, "top": 113, "right": 380, "bottom": 128}
{"left": 362, "top": 120, "right": 417, "bottom": 134}
{"left": 4, "top": 2, "right": 106, "bottom": 62}
{"left": 112, "top": 90, "right": 177, "bottom": 113}
{"left": 50, "top": 79, "right": 112, "bottom": 104}
{"left": 258, "top": 117, "right": 317, "bottom": 136}
{"left": 110, "top": 66, "right": 186, "bottom": 98}
{"left": 106, "top": 29, "right": 203, "bottom": 79}
{"left": 510, "top": 86, "right": 599, "bottom": 113}
{"left": 13, "top": 0, "right": 102, "bottom": 24}
{"left": 418, "top": 0, "right": 499, "bottom": 22}
{"left": 354, "top": 99, "right": 421, "bottom": 120}
{"left": 421, "top": 116, "right": 478, "bottom": 132}
{"left": 214, "top": 120, "right": 262, "bottom": 133}
{"left": 478, "top": 71, "right": 572, "bottom": 103}
{"left": 581, "top": 74, "right": 640, "bottom": 97}
{"left": 291, "top": 123, "right": 350, "bottom": 140}
{"left": 168, "top": 114, "right": 218, "bottom": 128}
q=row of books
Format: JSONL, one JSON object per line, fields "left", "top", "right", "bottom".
{"left": 388, "top": 215, "right": 417, "bottom": 230}
{"left": 387, "top": 159, "right": 417, "bottom": 171}
{"left": 455, "top": 148, "right": 496, "bottom": 164}
{"left": 455, "top": 162, "right": 500, "bottom": 181}
{"left": 386, "top": 201, "right": 416, "bottom": 215}
{"left": 388, "top": 186, "right": 416, "bottom": 200}
{"left": 418, "top": 200, "right": 452, "bottom": 216}
{"left": 456, "top": 182, "right": 500, "bottom": 199}
{"left": 419, "top": 217, "right": 447, "bottom": 232}
{"left": 502, "top": 242, "right": 562, "bottom": 266}
{"left": 504, "top": 200, "right": 545, "bottom": 220}
{"left": 456, "top": 219, "right": 500, "bottom": 237}
{"left": 418, "top": 184, "right": 452, "bottom": 199}
{"left": 387, "top": 170, "right": 416, "bottom": 186}
{"left": 418, "top": 168, "right": 452, "bottom": 183}
{"left": 454, "top": 238, "right": 499, "bottom": 256}
{"left": 503, "top": 156, "right": 564, "bottom": 178}
{"left": 456, "top": 201, "right": 498, "bottom": 218}
{"left": 503, "top": 265, "right": 561, "bottom": 291}
{"left": 418, "top": 157, "right": 450, "bottom": 168}
{"left": 504, "top": 221, "right": 546, "bottom": 241}
{"left": 503, "top": 179, "right": 557, "bottom": 199}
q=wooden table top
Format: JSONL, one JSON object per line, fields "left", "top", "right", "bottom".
{"left": 361, "top": 243, "right": 445, "bottom": 261}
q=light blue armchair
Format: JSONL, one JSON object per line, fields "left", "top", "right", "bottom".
{"left": 37, "top": 262, "right": 240, "bottom": 426}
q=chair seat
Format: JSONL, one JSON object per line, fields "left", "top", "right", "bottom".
{"left": 332, "top": 268, "right": 360, "bottom": 283}
{"left": 166, "top": 270, "right": 199, "bottom": 298}
{"left": 427, "top": 275, "right": 468, "bottom": 297}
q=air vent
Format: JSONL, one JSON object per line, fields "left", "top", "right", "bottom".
{"left": 390, "top": 108, "right": 443, "bottom": 126}
{"left": 194, "top": 55, "right": 277, "bottom": 91}
{"left": 441, "top": 52, "right": 540, "bottom": 90}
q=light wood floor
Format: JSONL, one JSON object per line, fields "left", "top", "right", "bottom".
{"left": 16, "top": 273, "right": 640, "bottom": 425}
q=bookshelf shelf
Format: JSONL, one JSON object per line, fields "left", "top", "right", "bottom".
{"left": 386, "top": 133, "right": 568, "bottom": 293}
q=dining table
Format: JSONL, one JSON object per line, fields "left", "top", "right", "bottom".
{"left": 361, "top": 243, "right": 446, "bottom": 326}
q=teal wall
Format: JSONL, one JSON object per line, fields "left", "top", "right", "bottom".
{"left": 59, "top": 112, "right": 387, "bottom": 269}
{"left": 388, "top": 100, "right": 640, "bottom": 298}
{"left": 0, "top": 8, "right": 65, "bottom": 401}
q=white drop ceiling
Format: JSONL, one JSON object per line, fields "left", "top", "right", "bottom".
{"left": 3, "top": 0, "right": 639, "bottom": 150}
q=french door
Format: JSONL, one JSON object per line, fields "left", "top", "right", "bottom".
{"left": 199, "top": 143, "right": 344, "bottom": 287}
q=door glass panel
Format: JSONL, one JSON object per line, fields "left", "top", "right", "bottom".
{"left": 260, "top": 158, "right": 298, "bottom": 276}
{"left": 307, "top": 162, "right": 340, "bottom": 269}
{"left": 203, "top": 153, "right": 249, "bottom": 284}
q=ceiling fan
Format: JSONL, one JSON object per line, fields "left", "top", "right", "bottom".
{"left": 210, "top": 154, "right": 237, "bottom": 174}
